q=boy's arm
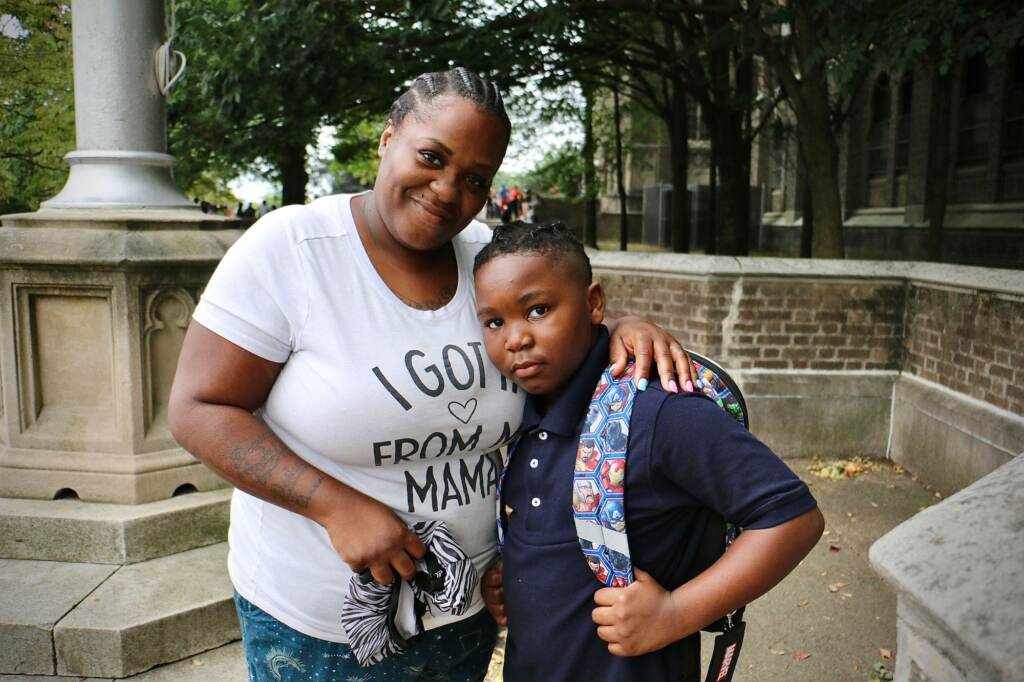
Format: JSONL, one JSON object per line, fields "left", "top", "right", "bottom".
{"left": 592, "top": 506, "right": 824, "bottom": 657}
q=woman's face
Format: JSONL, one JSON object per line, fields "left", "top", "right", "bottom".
{"left": 373, "top": 95, "right": 507, "bottom": 252}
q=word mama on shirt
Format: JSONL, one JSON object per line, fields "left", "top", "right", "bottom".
{"left": 379, "top": 421, "right": 517, "bottom": 513}
{"left": 404, "top": 450, "right": 503, "bottom": 513}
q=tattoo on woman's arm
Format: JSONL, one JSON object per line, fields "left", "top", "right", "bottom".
{"left": 229, "top": 432, "right": 323, "bottom": 508}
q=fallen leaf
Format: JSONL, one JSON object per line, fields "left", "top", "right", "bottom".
{"left": 880, "top": 648, "right": 893, "bottom": 660}
{"left": 797, "top": 600, "right": 809, "bottom": 607}
{"left": 794, "top": 652, "right": 812, "bottom": 661}
{"left": 808, "top": 456, "right": 881, "bottom": 480}
{"left": 872, "top": 661, "right": 895, "bottom": 682}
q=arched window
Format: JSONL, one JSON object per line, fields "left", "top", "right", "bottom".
{"left": 956, "top": 53, "right": 992, "bottom": 166}
{"left": 1002, "top": 46, "right": 1024, "bottom": 162}
{"left": 867, "top": 74, "right": 892, "bottom": 179}
{"left": 688, "top": 100, "right": 709, "bottom": 141}
{"left": 770, "top": 122, "right": 786, "bottom": 190}
{"left": 1001, "top": 46, "right": 1024, "bottom": 200}
{"left": 894, "top": 75, "right": 913, "bottom": 174}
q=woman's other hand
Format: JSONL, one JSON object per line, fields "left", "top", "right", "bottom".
{"left": 481, "top": 559, "right": 507, "bottom": 626}
{"left": 606, "top": 316, "right": 697, "bottom": 393}
{"left": 317, "top": 491, "right": 427, "bottom": 585}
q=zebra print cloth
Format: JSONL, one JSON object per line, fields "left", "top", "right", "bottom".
{"left": 340, "top": 520, "right": 477, "bottom": 667}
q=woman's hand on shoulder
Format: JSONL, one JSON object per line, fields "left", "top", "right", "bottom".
{"left": 606, "top": 316, "right": 696, "bottom": 393}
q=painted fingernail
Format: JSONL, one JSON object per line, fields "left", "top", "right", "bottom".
{"left": 637, "top": 377, "right": 649, "bottom": 392}
{"left": 667, "top": 379, "right": 679, "bottom": 393}
{"left": 684, "top": 380, "right": 694, "bottom": 392}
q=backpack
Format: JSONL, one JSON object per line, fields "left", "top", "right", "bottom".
{"left": 573, "top": 353, "right": 749, "bottom": 682}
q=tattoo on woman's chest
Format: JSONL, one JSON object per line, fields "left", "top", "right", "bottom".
{"left": 397, "top": 284, "right": 457, "bottom": 311}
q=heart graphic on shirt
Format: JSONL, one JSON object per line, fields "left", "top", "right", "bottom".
{"left": 448, "top": 398, "right": 478, "bottom": 424}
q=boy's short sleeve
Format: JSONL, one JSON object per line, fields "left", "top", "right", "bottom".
{"left": 649, "top": 393, "right": 817, "bottom": 529}
{"left": 192, "top": 209, "right": 309, "bottom": 363}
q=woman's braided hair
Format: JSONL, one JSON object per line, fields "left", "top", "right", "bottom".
{"left": 388, "top": 67, "right": 511, "bottom": 145}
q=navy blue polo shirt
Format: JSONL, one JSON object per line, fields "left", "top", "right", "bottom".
{"left": 501, "top": 326, "right": 817, "bottom": 682}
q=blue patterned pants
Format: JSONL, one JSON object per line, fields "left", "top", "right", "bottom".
{"left": 234, "top": 592, "right": 497, "bottom": 681}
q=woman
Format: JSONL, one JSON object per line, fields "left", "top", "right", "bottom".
{"left": 168, "top": 67, "right": 693, "bottom": 681}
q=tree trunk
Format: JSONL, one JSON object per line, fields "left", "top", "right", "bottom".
{"left": 613, "top": 85, "right": 629, "bottom": 251}
{"left": 925, "top": 69, "right": 953, "bottom": 262}
{"left": 800, "top": 166, "right": 814, "bottom": 258}
{"left": 795, "top": 90, "right": 844, "bottom": 258}
{"left": 788, "top": 0, "right": 844, "bottom": 258}
{"left": 668, "top": 81, "right": 691, "bottom": 253}
{"left": 278, "top": 141, "right": 309, "bottom": 206}
{"left": 708, "top": 129, "right": 718, "bottom": 255}
{"left": 709, "top": 88, "right": 753, "bottom": 257}
{"left": 582, "top": 83, "right": 599, "bottom": 248}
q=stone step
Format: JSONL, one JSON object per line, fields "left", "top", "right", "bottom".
{"left": 0, "top": 641, "right": 247, "bottom": 681}
{"left": 53, "top": 543, "right": 239, "bottom": 679}
{"left": 0, "top": 558, "right": 117, "bottom": 675}
{"left": 0, "top": 489, "right": 230, "bottom": 564}
{"left": 126, "top": 641, "right": 246, "bottom": 681}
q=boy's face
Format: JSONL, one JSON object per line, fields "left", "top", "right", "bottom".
{"left": 475, "top": 253, "right": 605, "bottom": 398}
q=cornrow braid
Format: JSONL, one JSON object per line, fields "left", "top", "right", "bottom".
{"left": 388, "top": 67, "right": 511, "bottom": 145}
{"left": 473, "top": 221, "right": 592, "bottom": 285}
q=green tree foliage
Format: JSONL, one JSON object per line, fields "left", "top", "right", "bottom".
{"left": 525, "top": 142, "right": 584, "bottom": 199}
{"left": 329, "top": 119, "right": 382, "bottom": 188}
{"left": 168, "top": 1, "right": 401, "bottom": 205}
{"left": 168, "top": 1, "right": 520, "bottom": 206}
{"left": 0, "top": 3, "right": 73, "bottom": 213}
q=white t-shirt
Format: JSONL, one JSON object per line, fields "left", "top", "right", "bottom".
{"left": 193, "top": 193, "right": 525, "bottom": 642}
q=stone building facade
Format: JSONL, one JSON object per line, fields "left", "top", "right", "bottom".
{"left": 601, "top": 46, "right": 1024, "bottom": 267}
{"left": 759, "top": 45, "right": 1024, "bottom": 268}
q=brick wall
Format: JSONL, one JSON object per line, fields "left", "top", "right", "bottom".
{"left": 593, "top": 256, "right": 1024, "bottom": 418}
{"left": 904, "top": 285, "right": 1024, "bottom": 415}
{"left": 600, "top": 273, "right": 906, "bottom": 371}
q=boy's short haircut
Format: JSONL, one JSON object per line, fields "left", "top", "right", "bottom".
{"left": 473, "top": 221, "right": 592, "bottom": 285}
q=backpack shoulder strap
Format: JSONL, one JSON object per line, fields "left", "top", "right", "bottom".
{"left": 573, "top": 363, "right": 663, "bottom": 587}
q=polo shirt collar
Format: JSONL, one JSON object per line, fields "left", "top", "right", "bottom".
{"left": 520, "top": 325, "right": 610, "bottom": 438}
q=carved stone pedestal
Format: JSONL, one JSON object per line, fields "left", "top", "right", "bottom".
{"left": 0, "top": 210, "right": 241, "bottom": 503}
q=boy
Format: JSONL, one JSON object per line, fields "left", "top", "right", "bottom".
{"left": 472, "top": 222, "right": 824, "bottom": 681}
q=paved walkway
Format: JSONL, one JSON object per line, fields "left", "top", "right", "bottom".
{"left": 486, "top": 456, "right": 941, "bottom": 682}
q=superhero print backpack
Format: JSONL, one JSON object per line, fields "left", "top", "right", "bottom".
{"left": 573, "top": 352, "right": 749, "bottom": 638}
